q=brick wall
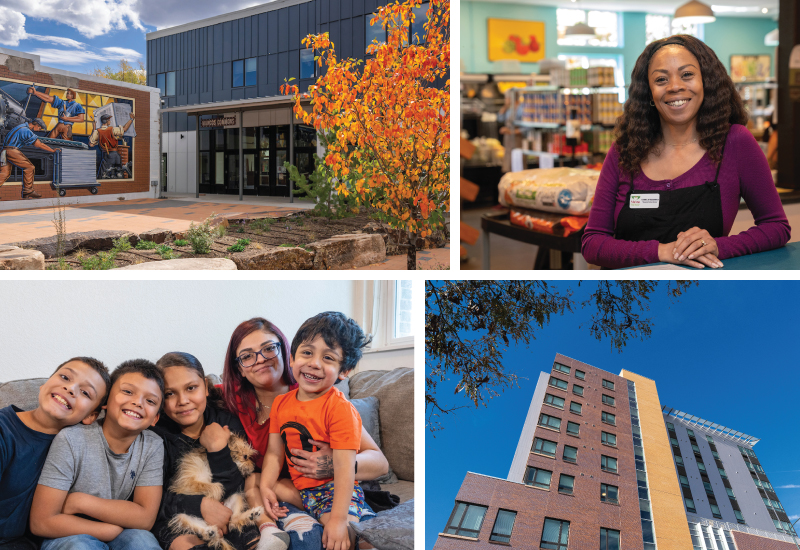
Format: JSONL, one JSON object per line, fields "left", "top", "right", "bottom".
{"left": 434, "top": 355, "right": 643, "bottom": 550}
{"left": 0, "top": 65, "right": 151, "bottom": 202}
{"left": 732, "top": 531, "right": 800, "bottom": 550}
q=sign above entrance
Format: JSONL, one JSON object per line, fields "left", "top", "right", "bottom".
{"left": 200, "top": 114, "right": 237, "bottom": 128}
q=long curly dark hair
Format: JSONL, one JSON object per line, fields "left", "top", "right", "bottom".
{"left": 614, "top": 34, "right": 747, "bottom": 177}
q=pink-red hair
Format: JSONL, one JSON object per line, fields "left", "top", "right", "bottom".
{"left": 222, "top": 317, "right": 296, "bottom": 424}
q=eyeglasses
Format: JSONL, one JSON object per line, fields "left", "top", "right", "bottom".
{"left": 237, "top": 343, "right": 281, "bottom": 368}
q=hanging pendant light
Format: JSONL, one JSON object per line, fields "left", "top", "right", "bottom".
{"left": 673, "top": 0, "right": 716, "bottom": 25}
{"left": 764, "top": 28, "right": 779, "bottom": 46}
{"left": 565, "top": 21, "right": 597, "bottom": 40}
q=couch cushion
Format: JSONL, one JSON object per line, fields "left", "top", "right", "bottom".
{"left": 381, "top": 480, "right": 413, "bottom": 504}
{"left": 350, "top": 368, "right": 413, "bottom": 481}
{"left": 352, "top": 498, "right": 414, "bottom": 550}
{"left": 350, "top": 396, "right": 398, "bottom": 484}
{"left": 0, "top": 378, "right": 46, "bottom": 410}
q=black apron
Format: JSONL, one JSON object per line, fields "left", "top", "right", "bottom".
{"left": 615, "top": 142, "right": 726, "bottom": 244}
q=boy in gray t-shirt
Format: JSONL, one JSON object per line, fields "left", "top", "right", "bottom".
{"left": 30, "top": 360, "right": 166, "bottom": 550}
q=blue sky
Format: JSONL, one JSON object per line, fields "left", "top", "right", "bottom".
{"left": 426, "top": 281, "right": 800, "bottom": 549}
{"left": 0, "top": 1, "right": 272, "bottom": 74}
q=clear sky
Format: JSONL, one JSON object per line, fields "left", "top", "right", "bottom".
{"left": 426, "top": 280, "right": 800, "bottom": 550}
{"left": 0, "top": 1, "right": 280, "bottom": 74}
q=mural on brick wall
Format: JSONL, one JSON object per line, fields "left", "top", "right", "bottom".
{"left": 0, "top": 79, "right": 135, "bottom": 200}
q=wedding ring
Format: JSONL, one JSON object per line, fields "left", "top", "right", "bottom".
{"left": 701, "top": 240, "right": 707, "bottom": 247}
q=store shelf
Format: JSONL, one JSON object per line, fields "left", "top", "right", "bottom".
{"left": 522, "top": 150, "right": 568, "bottom": 159}
{"left": 515, "top": 121, "right": 562, "bottom": 129}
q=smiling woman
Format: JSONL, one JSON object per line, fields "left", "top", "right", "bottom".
{"left": 582, "top": 34, "right": 791, "bottom": 269}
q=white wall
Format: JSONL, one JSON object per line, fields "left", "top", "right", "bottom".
{"left": 162, "top": 130, "right": 197, "bottom": 194}
{"left": 0, "top": 280, "right": 412, "bottom": 382}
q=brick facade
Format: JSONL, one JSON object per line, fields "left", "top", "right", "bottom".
{"left": 0, "top": 64, "right": 151, "bottom": 202}
{"left": 732, "top": 531, "right": 800, "bottom": 550}
{"left": 434, "top": 355, "right": 643, "bottom": 550}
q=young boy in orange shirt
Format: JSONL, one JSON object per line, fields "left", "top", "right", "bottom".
{"left": 260, "top": 312, "right": 375, "bottom": 550}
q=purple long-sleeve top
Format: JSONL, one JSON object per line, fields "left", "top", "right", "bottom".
{"left": 581, "top": 124, "right": 790, "bottom": 268}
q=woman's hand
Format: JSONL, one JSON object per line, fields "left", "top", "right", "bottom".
{"left": 290, "top": 440, "right": 334, "bottom": 479}
{"left": 322, "top": 517, "right": 351, "bottom": 550}
{"left": 201, "top": 497, "right": 232, "bottom": 534}
{"left": 199, "top": 423, "right": 230, "bottom": 453}
{"left": 673, "top": 227, "right": 723, "bottom": 266}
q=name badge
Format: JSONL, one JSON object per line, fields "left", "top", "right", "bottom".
{"left": 630, "top": 193, "right": 659, "bottom": 209}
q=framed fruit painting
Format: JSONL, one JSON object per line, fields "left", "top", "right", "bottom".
{"left": 487, "top": 18, "right": 545, "bottom": 62}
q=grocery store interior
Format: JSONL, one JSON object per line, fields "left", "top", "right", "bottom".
{"left": 459, "top": 0, "right": 800, "bottom": 270}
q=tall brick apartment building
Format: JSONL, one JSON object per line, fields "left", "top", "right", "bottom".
{"left": 433, "top": 354, "right": 799, "bottom": 550}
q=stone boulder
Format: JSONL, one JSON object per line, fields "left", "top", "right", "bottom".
{"left": 115, "top": 258, "right": 237, "bottom": 270}
{"left": 0, "top": 245, "right": 45, "bottom": 270}
{"left": 307, "top": 234, "right": 385, "bottom": 270}
{"left": 137, "top": 228, "right": 172, "bottom": 244}
{"left": 232, "top": 247, "right": 315, "bottom": 270}
{"left": 12, "top": 230, "right": 138, "bottom": 258}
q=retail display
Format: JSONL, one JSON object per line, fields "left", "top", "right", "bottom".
{"left": 498, "top": 167, "right": 599, "bottom": 215}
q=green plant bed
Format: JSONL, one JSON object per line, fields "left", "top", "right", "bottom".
{"left": 135, "top": 240, "right": 159, "bottom": 250}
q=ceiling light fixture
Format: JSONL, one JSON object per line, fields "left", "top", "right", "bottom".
{"left": 762, "top": 7, "right": 768, "bottom": 13}
{"left": 765, "top": 28, "right": 779, "bottom": 46}
{"left": 565, "top": 22, "right": 596, "bottom": 40}
{"left": 673, "top": 0, "right": 716, "bottom": 25}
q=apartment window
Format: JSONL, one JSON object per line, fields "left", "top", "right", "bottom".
{"left": 711, "top": 503, "right": 722, "bottom": 519}
{"left": 533, "top": 437, "right": 558, "bottom": 457}
{"left": 675, "top": 455, "right": 684, "bottom": 466}
{"left": 549, "top": 377, "right": 568, "bottom": 390}
{"left": 157, "top": 72, "right": 176, "bottom": 97}
{"left": 540, "top": 518, "right": 569, "bottom": 550}
{"left": 572, "top": 385, "right": 583, "bottom": 396}
{"left": 679, "top": 475, "right": 690, "bottom": 487}
{"left": 444, "top": 502, "right": 487, "bottom": 538}
{"left": 601, "top": 455, "right": 618, "bottom": 473}
{"left": 762, "top": 497, "right": 771, "bottom": 507}
{"left": 687, "top": 429, "right": 695, "bottom": 438}
{"left": 711, "top": 451, "right": 720, "bottom": 459}
{"left": 602, "top": 379, "right": 614, "bottom": 390}
{"left": 706, "top": 435, "right": 714, "bottom": 443}
{"left": 365, "top": 16, "right": 386, "bottom": 52}
{"left": 773, "top": 500, "right": 783, "bottom": 510}
{"left": 489, "top": 510, "right": 517, "bottom": 543}
{"left": 753, "top": 477, "right": 763, "bottom": 488}
{"left": 691, "top": 444, "right": 701, "bottom": 454}
{"left": 602, "top": 412, "right": 616, "bottom": 426}
{"left": 600, "top": 528, "right": 620, "bottom": 550}
{"left": 558, "top": 474, "right": 575, "bottom": 495}
{"left": 703, "top": 481, "right": 714, "bottom": 495}
{"left": 718, "top": 468, "right": 727, "bottom": 479}
{"left": 524, "top": 466, "right": 553, "bottom": 489}
{"left": 670, "top": 437, "right": 679, "bottom": 447}
{"left": 697, "top": 462, "right": 706, "bottom": 473}
{"left": 755, "top": 464, "right": 764, "bottom": 474}
{"left": 554, "top": 362, "right": 570, "bottom": 374}
{"left": 640, "top": 497, "right": 652, "bottom": 520}
{"left": 570, "top": 402, "right": 582, "bottom": 414}
{"left": 666, "top": 422, "right": 675, "bottom": 430}
{"left": 410, "top": 2, "right": 429, "bottom": 44}
{"left": 539, "top": 413, "right": 562, "bottom": 431}
{"left": 726, "top": 487, "right": 735, "bottom": 499}
{"left": 600, "top": 483, "right": 619, "bottom": 504}
{"left": 764, "top": 481, "right": 774, "bottom": 491}
{"left": 734, "top": 510, "right": 745, "bottom": 523}
{"left": 747, "top": 462, "right": 756, "bottom": 472}
{"left": 566, "top": 421, "right": 580, "bottom": 436}
{"left": 685, "top": 498, "right": 696, "bottom": 513}
{"left": 575, "top": 369, "right": 585, "bottom": 380}
{"left": 544, "top": 394, "right": 566, "bottom": 409}
{"left": 233, "top": 59, "right": 257, "bottom": 87}
{"left": 602, "top": 394, "right": 615, "bottom": 406}
{"left": 300, "top": 48, "right": 315, "bottom": 79}
{"left": 563, "top": 445, "right": 578, "bottom": 463}
{"left": 601, "top": 431, "right": 616, "bottom": 447}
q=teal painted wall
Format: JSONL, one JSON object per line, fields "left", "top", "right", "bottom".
{"left": 461, "top": 2, "right": 777, "bottom": 81}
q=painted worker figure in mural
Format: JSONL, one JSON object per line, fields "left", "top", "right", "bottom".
{"left": 89, "top": 113, "right": 134, "bottom": 179}
{"left": 0, "top": 118, "right": 60, "bottom": 199}
{"left": 26, "top": 87, "right": 85, "bottom": 140}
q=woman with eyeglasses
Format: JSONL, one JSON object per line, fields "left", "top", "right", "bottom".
{"left": 220, "top": 318, "right": 388, "bottom": 550}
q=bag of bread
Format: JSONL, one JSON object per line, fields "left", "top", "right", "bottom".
{"left": 498, "top": 167, "right": 599, "bottom": 215}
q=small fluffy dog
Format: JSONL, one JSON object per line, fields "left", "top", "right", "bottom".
{"left": 168, "top": 433, "right": 265, "bottom": 550}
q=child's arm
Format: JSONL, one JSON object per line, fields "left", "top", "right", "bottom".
{"left": 322, "top": 449, "right": 357, "bottom": 550}
{"left": 61, "top": 484, "right": 163, "bottom": 530}
{"left": 259, "top": 433, "right": 287, "bottom": 520}
{"left": 29, "top": 485, "right": 123, "bottom": 542}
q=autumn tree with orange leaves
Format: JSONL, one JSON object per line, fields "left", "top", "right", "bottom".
{"left": 282, "top": 0, "right": 449, "bottom": 270}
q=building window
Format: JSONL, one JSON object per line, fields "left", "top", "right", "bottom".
{"left": 697, "top": 462, "right": 706, "bottom": 473}
{"left": 600, "top": 483, "right": 618, "bottom": 504}
{"left": 566, "top": 421, "right": 580, "bottom": 436}
{"left": 691, "top": 444, "right": 701, "bottom": 454}
{"left": 601, "top": 455, "right": 617, "bottom": 473}
{"left": 710, "top": 503, "right": 722, "bottom": 519}
{"left": 544, "top": 394, "right": 566, "bottom": 409}
{"left": 764, "top": 481, "right": 773, "bottom": 491}
{"left": 706, "top": 435, "right": 714, "bottom": 443}
{"left": 444, "top": 502, "right": 487, "bottom": 538}
{"left": 539, "top": 413, "right": 562, "bottom": 431}
{"left": 489, "top": 510, "right": 517, "bottom": 543}
{"left": 233, "top": 60, "right": 244, "bottom": 87}
{"left": 570, "top": 402, "right": 582, "bottom": 414}
{"left": 540, "top": 518, "right": 569, "bottom": 550}
{"left": 549, "top": 376, "right": 568, "bottom": 390}
{"left": 711, "top": 451, "right": 720, "bottom": 459}
{"left": 554, "top": 362, "right": 570, "bottom": 374}
{"left": 156, "top": 72, "right": 176, "bottom": 96}
{"left": 233, "top": 58, "right": 257, "bottom": 88}
{"left": 601, "top": 431, "right": 616, "bottom": 447}
{"left": 679, "top": 475, "right": 689, "bottom": 487}
{"left": 670, "top": 437, "right": 679, "bottom": 447}
{"left": 563, "top": 445, "right": 577, "bottom": 463}
{"left": 687, "top": 429, "right": 695, "bottom": 438}
{"left": 666, "top": 422, "right": 674, "bottom": 431}
{"left": 300, "top": 48, "right": 315, "bottom": 80}
{"left": 557, "top": 9, "right": 619, "bottom": 47}
{"left": 572, "top": 385, "right": 583, "bottom": 396}
{"left": 675, "top": 455, "right": 684, "bottom": 466}
{"left": 685, "top": 498, "right": 696, "bottom": 513}
{"left": 600, "top": 528, "right": 620, "bottom": 550}
{"left": 166, "top": 71, "right": 176, "bottom": 96}
{"left": 755, "top": 464, "right": 764, "bottom": 474}
{"left": 601, "top": 412, "right": 615, "bottom": 426}
{"left": 558, "top": 474, "right": 575, "bottom": 495}
{"left": 575, "top": 369, "right": 585, "bottom": 380}
{"left": 734, "top": 510, "right": 745, "bottom": 524}
{"left": 602, "top": 394, "right": 615, "bottom": 406}
{"left": 533, "top": 437, "right": 557, "bottom": 457}
{"left": 718, "top": 468, "right": 727, "bottom": 479}
{"left": 410, "top": 2, "right": 429, "bottom": 44}
{"left": 726, "top": 487, "right": 735, "bottom": 499}
{"left": 703, "top": 481, "right": 714, "bottom": 495}
{"left": 602, "top": 379, "right": 614, "bottom": 390}
{"left": 366, "top": 16, "right": 386, "bottom": 52}
{"left": 524, "top": 466, "right": 552, "bottom": 489}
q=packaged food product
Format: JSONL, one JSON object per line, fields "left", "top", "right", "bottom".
{"left": 499, "top": 167, "right": 599, "bottom": 215}
{"left": 509, "top": 207, "right": 589, "bottom": 237}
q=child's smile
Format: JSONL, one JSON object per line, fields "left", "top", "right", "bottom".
{"left": 292, "top": 335, "right": 346, "bottom": 400}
